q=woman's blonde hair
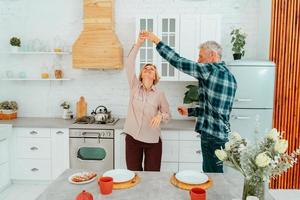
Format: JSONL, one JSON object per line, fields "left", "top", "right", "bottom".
{"left": 138, "top": 64, "right": 160, "bottom": 85}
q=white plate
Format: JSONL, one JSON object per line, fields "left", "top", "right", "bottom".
{"left": 68, "top": 172, "right": 97, "bottom": 185}
{"left": 103, "top": 169, "right": 135, "bottom": 183}
{"left": 175, "top": 170, "right": 208, "bottom": 185}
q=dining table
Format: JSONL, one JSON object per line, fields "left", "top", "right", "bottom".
{"left": 36, "top": 169, "right": 275, "bottom": 200}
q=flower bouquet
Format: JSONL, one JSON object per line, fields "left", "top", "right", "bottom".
{"left": 215, "top": 129, "right": 300, "bottom": 200}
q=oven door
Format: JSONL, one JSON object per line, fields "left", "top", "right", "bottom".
{"left": 70, "top": 137, "right": 114, "bottom": 172}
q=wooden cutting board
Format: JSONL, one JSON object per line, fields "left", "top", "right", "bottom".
{"left": 76, "top": 96, "right": 87, "bottom": 119}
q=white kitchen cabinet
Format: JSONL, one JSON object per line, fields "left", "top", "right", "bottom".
{"left": 16, "top": 137, "right": 51, "bottom": 159}
{"left": 179, "top": 140, "right": 202, "bottom": 163}
{"left": 114, "top": 130, "right": 203, "bottom": 172}
{"left": 51, "top": 128, "right": 69, "bottom": 179}
{"left": 199, "top": 15, "right": 221, "bottom": 44}
{"left": 162, "top": 140, "right": 179, "bottom": 162}
{"left": 15, "top": 127, "right": 51, "bottom": 138}
{"left": 135, "top": 16, "right": 158, "bottom": 75}
{"left": 114, "top": 129, "right": 126, "bottom": 169}
{"left": 161, "top": 162, "right": 178, "bottom": 172}
{"left": 179, "top": 162, "right": 202, "bottom": 172}
{"left": 0, "top": 163, "right": 10, "bottom": 190}
{"left": 161, "top": 130, "right": 203, "bottom": 172}
{"left": 178, "top": 15, "right": 198, "bottom": 82}
{"left": 135, "top": 14, "right": 221, "bottom": 82}
{"left": 0, "top": 137, "right": 9, "bottom": 165}
{"left": 178, "top": 14, "right": 221, "bottom": 82}
{"left": 179, "top": 130, "right": 200, "bottom": 141}
{"left": 0, "top": 124, "right": 12, "bottom": 192}
{"left": 157, "top": 16, "right": 180, "bottom": 81}
{"left": 12, "top": 127, "right": 69, "bottom": 181}
{"left": 14, "top": 159, "right": 51, "bottom": 180}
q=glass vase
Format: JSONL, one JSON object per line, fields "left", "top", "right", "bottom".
{"left": 242, "top": 177, "right": 265, "bottom": 200}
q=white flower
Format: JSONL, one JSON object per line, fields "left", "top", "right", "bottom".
{"left": 255, "top": 152, "right": 271, "bottom": 167}
{"left": 274, "top": 139, "right": 288, "bottom": 153}
{"left": 230, "top": 132, "right": 242, "bottom": 141}
{"left": 215, "top": 149, "right": 227, "bottom": 161}
{"left": 225, "top": 142, "right": 231, "bottom": 151}
{"left": 266, "top": 128, "right": 279, "bottom": 141}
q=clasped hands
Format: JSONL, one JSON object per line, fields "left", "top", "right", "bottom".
{"left": 136, "top": 31, "right": 161, "bottom": 46}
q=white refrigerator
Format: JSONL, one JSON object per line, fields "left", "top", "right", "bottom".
{"left": 227, "top": 60, "right": 275, "bottom": 142}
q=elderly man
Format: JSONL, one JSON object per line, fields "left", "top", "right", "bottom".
{"left": 144, "top": 32, "right": 237, "bottom": 173}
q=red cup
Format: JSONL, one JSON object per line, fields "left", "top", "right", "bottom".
{"left": 189, "top": 187, "right": 206, "bottom": 200}
{"left": 98, "top": 176, "right": 113, "bottom": 195}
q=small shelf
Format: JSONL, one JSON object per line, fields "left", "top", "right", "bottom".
{"left": 1, "top": 78, "right": 72, "bottom": 81}
{"left": 8, "top": 51, "right": 71, "bottom": 55}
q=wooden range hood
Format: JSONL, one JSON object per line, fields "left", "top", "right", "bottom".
{"left": 72, "top": 0, "right": 123, "bottom": 69}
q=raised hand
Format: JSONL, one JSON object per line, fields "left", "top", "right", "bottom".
{"left": 143, "top": 32, "right": 161, "bottom": 44}
{"left": 136, "top": 31, "right": 147, "bottom": 46}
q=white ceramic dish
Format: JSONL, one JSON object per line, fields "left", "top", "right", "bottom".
{"left": 175, "top": 170, "right": 208, "bottom": 185}
{"left": 68, "top": 172, "right": 97, "bottom": 185}
{"left": 103, "top": 169, "right": 135, "bottom": 183}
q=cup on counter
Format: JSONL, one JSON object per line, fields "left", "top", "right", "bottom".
{"left": 98, "top": 176, "right": 113, "bottom": 195}
{"left": 189, "top": 187, "right": 206, "bottom": 200}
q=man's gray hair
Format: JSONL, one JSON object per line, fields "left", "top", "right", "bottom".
{"left": 199, "top": 41, "right": 222, "bottom": 58}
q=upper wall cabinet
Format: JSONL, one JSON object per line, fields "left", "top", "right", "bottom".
{"left": 135, "top": 14, "right": 221, "bottom": 81}
{"left": 135, "top": 16, "right": 158, "bottom": 75}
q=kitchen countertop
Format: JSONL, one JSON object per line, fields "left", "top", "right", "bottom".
{"left": 0, "top": 117, "right": 196, "bottom": 130}
{"left": 36, "top": 169, "right": 275, "bottom": 200}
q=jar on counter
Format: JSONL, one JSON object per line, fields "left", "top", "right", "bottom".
{"left": 53, "top": 59, "right": 63, "bottom": 79}
{"left": 41, "top": 66, "right": 49, "bottom": 79}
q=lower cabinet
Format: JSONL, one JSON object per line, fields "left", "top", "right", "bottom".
{"left": 14, "top": 159, "right": 51, "bottom": 180}
{"left": 114, "top": 129, "right": 127, "bottom": 169}
{"left": 0, "top": 124, "right": 12, "bottom": 191}
{"left": 12, "top": 128, "right": 69, "bottom": 181}
{"left": 0, "top": 162, "right": 10, "bottom": 190}
{"left": 114, "top": 129, "right": 203, "bottom": 172}
{"left": 51, "top": 128, "right": 69, "bottom": 179}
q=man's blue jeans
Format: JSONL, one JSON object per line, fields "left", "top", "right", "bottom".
{"left": 200, "top": 132, "right": 227, "bottom": 173}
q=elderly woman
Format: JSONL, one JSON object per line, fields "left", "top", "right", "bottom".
{"left": 124, "top": 32, "right": 171, "bottom": 171}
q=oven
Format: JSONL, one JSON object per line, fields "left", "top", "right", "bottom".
{"left": 69, "top": 129, "right": 114, "bottom": 172}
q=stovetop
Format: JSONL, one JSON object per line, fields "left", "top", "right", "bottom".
{"left": 74, "top": 116, "right": 119, "bottom": 125}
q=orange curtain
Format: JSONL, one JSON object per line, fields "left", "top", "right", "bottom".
{"left": 270, "top": 0, "right": 300, "bottom": 189}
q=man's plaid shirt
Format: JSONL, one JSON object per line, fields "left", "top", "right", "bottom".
{"left": 156, "top": 41, "right": 237, "bottom": 140}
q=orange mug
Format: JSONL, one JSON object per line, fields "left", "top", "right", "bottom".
{"left": 98, "top": 176, "right": 113, "bottom": 195}
{"left": 189, "top": 187, "right": 206, "bottom": 200}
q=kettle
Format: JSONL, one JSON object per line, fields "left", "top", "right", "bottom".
{"left": 91, "top": 106, "right": 111, "bottom": 123}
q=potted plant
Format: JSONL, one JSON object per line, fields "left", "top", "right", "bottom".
{"left": 183, "top": 85, "right": 199, "bottom": 104}
{"left": 230, "top": 28, "right": 246, "bottom": 60}
{"left": 60, "top": 101, "right": 72, "bottom": 119}
{"left": 0, "top": 101, "right": 18, "bottom": 120}
{"left": 10, "top": 37, "right": 21, "bottom": 53}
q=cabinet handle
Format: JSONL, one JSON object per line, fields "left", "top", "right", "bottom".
{"left": 30, "top": 146, "right": 39, "bottom": 151}
{"left": 0, "top": 138, "right": 7, "bottom": 142}
{"left": 56, "top": 131, "right": 64, "bottom": 135}
{"left": 232, "top": 115, "right": 250, "bottom": 120}
{"left": 30, "top": 131, "right": 38, "bottom": 135}
{"left": 31, "top": 168, "right": 39, "bottom": 172}
{"left": 235, "top": 98, "right": 253, "bottom": 102}
{"left": 196, "top": 150, "right": 202, "bottom": 154}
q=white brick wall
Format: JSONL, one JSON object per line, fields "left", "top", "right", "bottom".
{"left": 0, "top": 0, "right": 270, "bottom": 119}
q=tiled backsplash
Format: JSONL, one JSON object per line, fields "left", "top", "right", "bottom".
{"left": 0, "top": 0, "right": 270, "bottom": 119}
